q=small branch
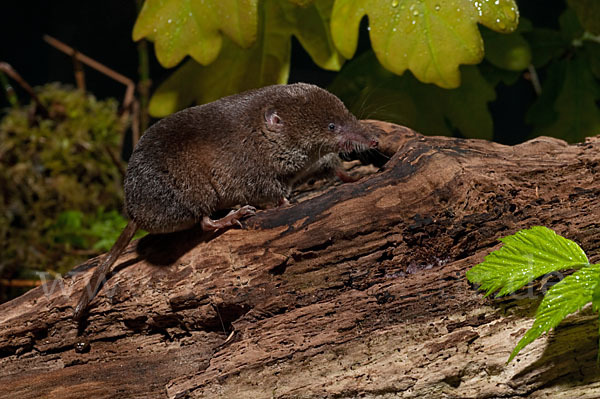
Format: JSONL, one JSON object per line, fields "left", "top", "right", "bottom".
{"left": 0, "top": 71, "right": 19, "bottom": 106}
{"left": 0, "top": 62, "right": 48, "bottom": 116}
{"left": 0, "top": 279, "right": 43, "bottom": 288}
{"left": 43, "top": 35, "right": 134, "bottom": 96}
{"left": 43, "top": 35, "right": 137, "bottom": 167}
{"left": 104, "top": 145, "right": 126, "bottom": 180}
{"left": 43, "top": 35, "right": 135, "bottom": 116}
{"left": 131, "top": 99, "right": 141, "bottom": 147}
{"left": 583, "top": 31, "right": 600, "bottom": 45}
{"left": 72, "top": 56, "right": 86, "bottom": 91}
{"left": 526, "top": 64, "right": 542, "bottom": 96}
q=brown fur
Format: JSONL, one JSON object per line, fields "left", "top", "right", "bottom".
{"left": 124, "top": 83, "right": 376, "bottom": 233}
{"left": 74, "top": 83, "right": 377, "bottom": 321}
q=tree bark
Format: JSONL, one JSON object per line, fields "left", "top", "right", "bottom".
{"left": 2, "top": 121, "right": 600, "bottom": 399}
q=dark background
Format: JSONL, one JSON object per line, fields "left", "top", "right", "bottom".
{"left": 1, "top": 0, "right": 566, "bottom": 144}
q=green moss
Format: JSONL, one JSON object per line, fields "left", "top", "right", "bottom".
{"left": 0, "top": 84, "right": 126, "bottom": 279}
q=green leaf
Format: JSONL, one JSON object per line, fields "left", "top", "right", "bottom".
{"left": 282, "top": 0, "right": 344, "bottom": 71}
{"left": 148, "top": 0, "right": 342, "bottom": 116}
{"left": 48, "top": 211, "right": 88, "bottom": 248}
{"left": 329, "top": 51, "right": 495, "bottom": 139}
{"left": 479, "top": 62, "right": 521, "bottom": 86}
{"left": 331, "top": 0, "right": 519, "bottom": 88}
{"left": 509, "top": 264, "right": 600, "bottom": 362}
{"left": 288, "top": 0, "right": 315, "bottom": 4}
{"left": 525, "top": 60, "right": 564, "bottom": 129}
{"left": 585, "top": 41, "right": 600, "bottom": 79}
{"left": 133, "top": 0, "right": 259, "bottom": 68}
{"left": 559, "top": 8, "right": 584, "bottom": 42}
{"left": 87, "top": 209, "right": 128, "bottom": 250}
{"left": 481, "top": 26, "right": 531, "bottom": 71}
{"left": 466, "top": 226, "right": 589, "bottom": 297}
{"left": 524, "top": 28, "right": 569, "bottom": 68}
{"left": 592, "top": 276, "right": 600, "bottom": 312}
{"left": 55, "top": 210, "right": 84, "bottom": 230}
{"left": 568, "top": 0, "right": 600, "bottom": 35}
{"left": 529, "top": 56, "right": 600, "bottom": 143}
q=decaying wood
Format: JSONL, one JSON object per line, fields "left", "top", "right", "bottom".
{"left": 2, "top": 120, "right": 600, "bottom": 398}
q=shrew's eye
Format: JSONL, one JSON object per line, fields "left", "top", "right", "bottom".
{"left": 328, "top": 123, "right": 336, "bottom": 131}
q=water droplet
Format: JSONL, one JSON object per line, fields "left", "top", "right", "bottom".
{"left": 367, "top": 26, "right": 371, "bottom": 31}
{"left": 412, "top": 20, "right": 416, "bottom": 24}
{"left": 434, "top": 4, "right": 441, "bottom": 11}
{"left": 413, "top": 10, "right": 419, "bottom": 16}
{"left": 391, "top": 0, "right": 399, "bottom": 8}
{"left": 392, "top": 27, "right": 397, "bottom": 32}
{"left": 167, "top": 19, "right": 172, "bottom": 24}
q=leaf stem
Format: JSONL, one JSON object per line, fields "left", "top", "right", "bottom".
{"left": 527, "top": 64, "right": 541, "bottom": 96}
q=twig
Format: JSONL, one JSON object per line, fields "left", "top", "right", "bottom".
{"left": 0, "top": 62, "right": 48, "bottom": 116}
{"left": 0, "top": 279, "right": 43, "bottom": 288}
{"left": 0, "top": 70, "right": 19, "bottom": 106}
{"left": 42, "top": 35, "right": 136, "bottom": 118}
{"left": 43, "top": 34, "right": 137, "bottom": 166}
{"left": 131, "top": 99, "right": 141, "bottom": 147}
{"left": 526, "top": 64, "right": 542, "bottom": 96}
{"left": 211, "top": 300, "right": 228, "bottom": 335}
{"left": 72, "top": 56, "right": 86, "bottom": 91}
{"left": 105, "top": 145, "right": 126, "bottom": 180}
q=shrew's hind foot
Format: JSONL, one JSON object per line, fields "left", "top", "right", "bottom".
{"left": 201, "top": 205, "right": 256, "bottom": 231}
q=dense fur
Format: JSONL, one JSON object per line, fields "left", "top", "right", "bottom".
{"left": 125, "top": 83, "right": 376, "bottom": 233}
{"left": 75, "top": 83, "right": 377, "bottom": 320}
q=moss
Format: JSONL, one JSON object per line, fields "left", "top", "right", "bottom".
{"left": 0, "top": 83, "right": 127, "bottom": 280}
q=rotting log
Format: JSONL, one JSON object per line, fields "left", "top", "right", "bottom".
{"left": 2, "top": 121, "right": 600, "bottom": 399}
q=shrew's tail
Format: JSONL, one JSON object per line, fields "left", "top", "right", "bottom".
{"left": 73, "top": 221, "right": 138, "bottom": 321}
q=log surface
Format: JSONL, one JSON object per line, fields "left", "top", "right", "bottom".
{"left": 2, "top": 121, "right": 600, "bottom": 398}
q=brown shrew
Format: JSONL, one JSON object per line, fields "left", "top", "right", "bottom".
{"left": 73, "top": 83, "right": 378, "bottom": 321}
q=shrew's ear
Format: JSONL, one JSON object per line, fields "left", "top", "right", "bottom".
{"left": 264, "top": 108, "right": 283, "bottom": 130}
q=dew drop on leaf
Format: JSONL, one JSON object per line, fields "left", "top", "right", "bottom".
{"left": 391, "top": 0, "right": 399, "bottom": 8}
{"left": 435, "top": 4, "right": 441, "bottom": 11}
